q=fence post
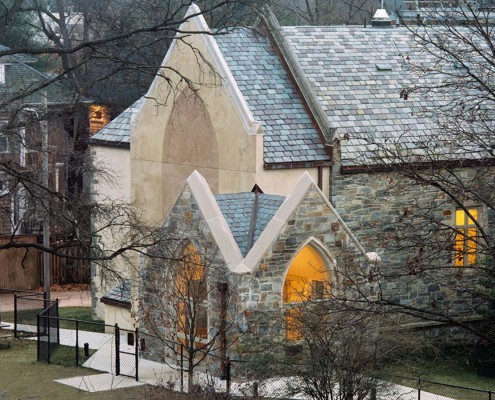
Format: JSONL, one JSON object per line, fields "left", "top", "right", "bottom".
{"left": 489, "top": 391, "right": 492, "bottom": 400}
{"left": 55, "top": 299, "right": 60, "bottom": 344}
{"left": 226, "top": 357, "right": 231, "bottom": 397}
{"left": 180, "top": 343, "right": 184, "bottom": 393}
{"left": 75, "top": 320, "right": 79, "bottom": 366}
{"left": 135, "top": 328, "right": 139, "bottom": 382}
{"left": 418, "top": 378, "right": 421, "bottom": 400}
{"left": 37, "top": 313, "right": 40, "bottom": 361}
{"left": 14, "top": 294, "right": 17, "bottom": 338}
{"left": 115, "top": 324, "right": 120, "bottom": 376}
{"left": 47, "top": 315, "right": 51, "bottom": 364}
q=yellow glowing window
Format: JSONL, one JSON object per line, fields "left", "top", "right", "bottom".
{"left": 283, "top": 245, "right": 331, "bottom": 340}
{"left": 455, "top": 208, "right": 478, "bottom": 266}
{"left": 89, "top": 104, "right": 110, "bottom": 135}
{"left": 175, "top": 243, "right": 208, "bottom": 343}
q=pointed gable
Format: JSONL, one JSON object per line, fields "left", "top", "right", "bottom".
{"left": 172, "top": 171, "right": 376, "bottom": 276}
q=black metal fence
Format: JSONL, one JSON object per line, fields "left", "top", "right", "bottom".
{"left": 116, "top": 325, "right": 139, "bottom": 380}
{"left": 36, "top": 313, "right": 111, "bottom": 367}
{"left": 37, "top": 299, "right": 59, "bottom": 363}
{"left": 395, "top": 376, "right": 494, "bottom": 400}
{"left": 225, "top": 359, "right": 495, "bottom": 400}
{"left": 137, "top": 331, "right": 228, "bottom": 393}
{"left": 13, "top": 290, "right": 47, "bottom": 337}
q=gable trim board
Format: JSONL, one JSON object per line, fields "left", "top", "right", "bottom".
{"left": 144, "top": 3, "right": 261, "bottom": 136}
{"left": 186, "top": 170, "right": 378, "bottom": 276}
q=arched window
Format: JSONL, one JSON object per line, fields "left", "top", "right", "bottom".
{"left": 175, "top": 243, "right": 208, "bottom": 345}
{"left": 283, "top": 244, "right": 332, "bottom": 340}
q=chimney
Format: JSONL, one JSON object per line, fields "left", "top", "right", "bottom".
{"left": 371, "top": 8, "right": 393, "bottom": 28}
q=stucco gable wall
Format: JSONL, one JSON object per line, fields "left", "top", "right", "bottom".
{"left": 237, "top": 186, "right": 366, "bottom": 340}
{"left": 131, "top": 18, "right": 257, "bottom": 226}
{"left": 91, "top": 145, "right": 133, "bottom": 320}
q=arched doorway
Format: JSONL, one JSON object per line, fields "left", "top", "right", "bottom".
{"left": 282, "top": 243, "right": 332, "bottom": 340}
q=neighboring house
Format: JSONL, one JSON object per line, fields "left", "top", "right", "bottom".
{"left": 0, "top": 43, "right": 89, "bottom": 288}
{"left": 91, "top": 4, "right": 493, "bottom": 345}
{"left": 384, "top": 0, "right": 495, "bottom": 23}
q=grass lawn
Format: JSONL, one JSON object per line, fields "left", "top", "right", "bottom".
{"left": 0, "top": 339, "right": 148, "bottom": 399}
{"left": 387, "top": 355, "right": 495, "bottom": 400}
{"left": 1, "top": 307, "right": 106, "bottom": 333}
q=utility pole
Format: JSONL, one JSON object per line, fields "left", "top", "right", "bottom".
{"left": 41, "top": 95, "right": 51, "bottom": 302}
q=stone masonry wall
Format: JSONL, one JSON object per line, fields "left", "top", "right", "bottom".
{"left": 236, "top": 185, "right": 366, "bottom": 346}
{"left": 138, "top": 184, "right": 231, "bottom": 362}
{"left": 331, "top": 166, "right": 495, "bottom": 320}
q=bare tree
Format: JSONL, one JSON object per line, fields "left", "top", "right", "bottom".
{"left": 272, "top": 0, "right": 381, "bottom": 25}
{"left": 138, "top": 238, "right": 240, "bottom": 391}
{"left": 343, "top": 1, "right": 495, "bottom": 348}
{"left": 0, "top": 0, "right": 266, "bottom": 285}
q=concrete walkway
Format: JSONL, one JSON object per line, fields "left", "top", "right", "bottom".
{"left": 2, "top": 321, "right": 461, "bottom": 398}
{"left": 6, "top": 321, "right": 458, "bottom": 398}
{"left": 55, "top": 374, "right": 144, "bottom": 392}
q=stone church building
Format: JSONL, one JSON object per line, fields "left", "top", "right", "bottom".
{"left": 92, "top": 4, "right": 493, "bottom": 348}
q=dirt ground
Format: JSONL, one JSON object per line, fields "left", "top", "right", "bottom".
{"left": 0, "top": 285, "right": 91, "bottom": 312}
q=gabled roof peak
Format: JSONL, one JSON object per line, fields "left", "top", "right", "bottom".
{"left": 184, "top": 171, "right": 375, "bottom": 275}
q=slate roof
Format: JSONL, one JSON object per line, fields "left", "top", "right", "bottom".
{"left": 281, "top": 26, "right": 490, "bottom": 167}
{"left": 102, "top": 279, "right": 131, "bottom": 304}
{"left": 216, "top": 29, "right": 330, "bottom": 165}
{"left": 215, "top": 192, "right": 285, "bottom": 256}
{"left": 91, "top": 98, "right": 143, "bottom": 147}
{"left": 0, "top": 44, "right": 81, "bottom": 109}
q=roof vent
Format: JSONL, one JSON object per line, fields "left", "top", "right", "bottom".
{"left": 376, "top": 63, "right": 392, "bottom": 71}
{"left": 371, "top": 8, "right": 393, "bottom": 28}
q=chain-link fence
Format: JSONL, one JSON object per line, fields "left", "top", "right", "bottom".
{"left": 37, "top": 299, "right": 59, "bottom": 363}
{"left": 116, "top": 326, "right": 139, "bottom": 379}
{"left": 225, "top": 360, "right": 495, "bottom": 400}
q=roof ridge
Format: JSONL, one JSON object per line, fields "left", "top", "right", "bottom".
{"left": 259, "top": 10, "right": 335, "bottom": 153}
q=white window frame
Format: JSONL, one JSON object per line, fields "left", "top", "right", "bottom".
{"left": 0, "top": 64, "right": 5, "bottom": 84}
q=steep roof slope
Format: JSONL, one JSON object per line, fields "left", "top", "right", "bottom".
{"left": 0, "top": 44, "right": 81, "bottom": 108}
{"left": 216, "top": 192, "right": 285, "bottom": 256}
{"left": 281, "top": 26, "right": 434, "bottom": 167}
{"left": 207, "top": 28, "right": 330, "bottom": 165}
{"left": 91, "top": 98, "right": 143, "bottom": 147}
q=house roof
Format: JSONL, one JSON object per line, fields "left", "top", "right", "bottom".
{"left": 101, "top": 279, "right": 131, "bottom": 306}
{"left": 91, "top": 98, "right": 143, "bottom": 147}
{"left": 216, "top": 192, "right": 285, "bottom": 256}
{"left": 281, "top": 26, "right": 435, "bottom": 168}
{"left": 216, "top": 29, "right": 330, "bottom": 165}
{"left": 0, "top": 44, "right": 82, "bottom": 108}
{"left": 280, "top": 26, "right": 491, "bottom": 168}
{"left": 0, "top": 44, "right": 37, "bottom": 63}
